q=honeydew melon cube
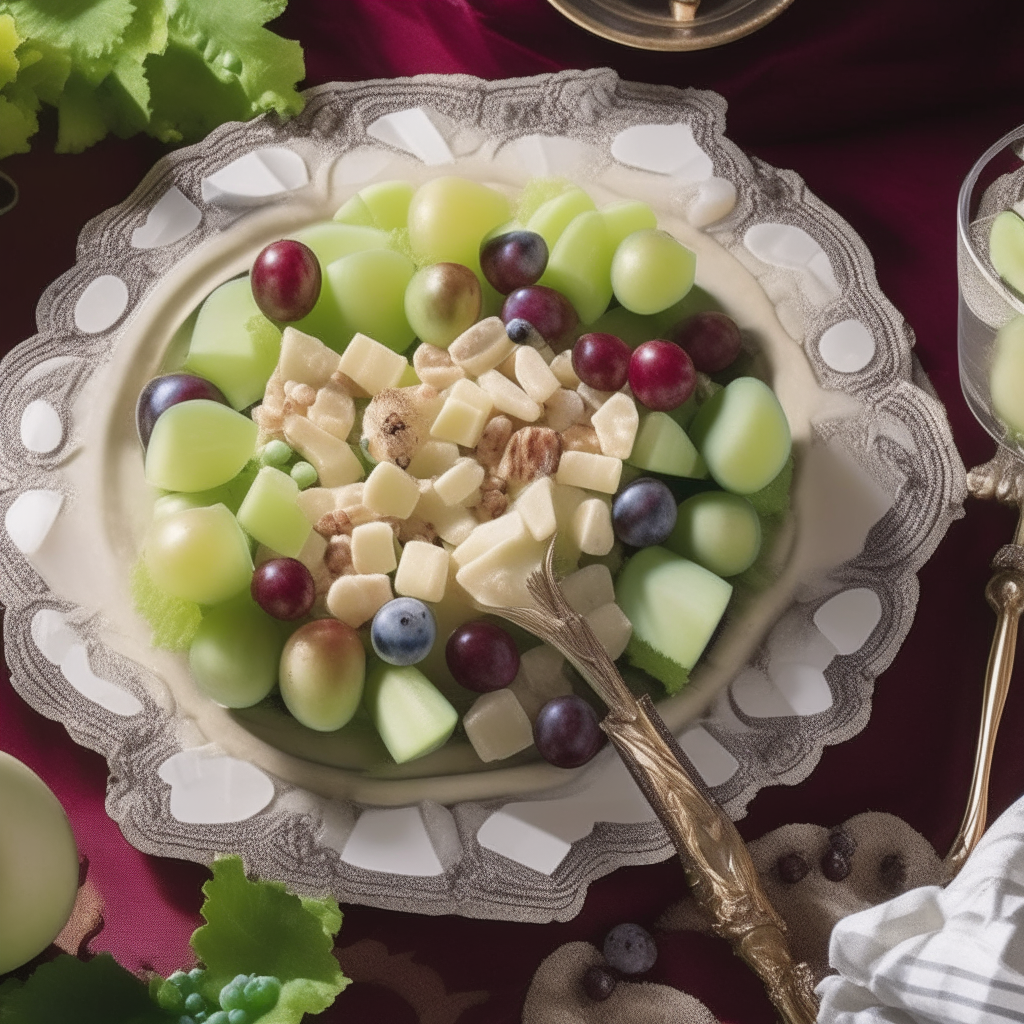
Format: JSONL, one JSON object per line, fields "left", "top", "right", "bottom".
{"left": 237, "top": 467, "right": 312, "bottom": 558}
{"left": 666, "top": 490, "right": 762, "bottom": 578}
{"left": 990, "top": 211, "right": 1024, "bottom": 295}
{"left": 990, "top": 316, "right": 1024, "bottom": 434}
{"left": 363, "top": 461, "right": 420, "bottom": 518}
{"left": 358, "top": 180, "right": 415, "bottom": 231}
{"left": 395, "top": 541, "right": 449, "bottom": 603}
{"left": 600, "top": 200, "right": 657, "bottom": 248}
{"left": 687, "top": 377, "right": 791, "bottom": 494}
{"left": 185, "top": 276, "right": 282, "bottom": 409}
{"left": 434, "top": 457, "right": 486, "bottom": 506}
{"left": 514, "top": 476, "right": 557, "bottom": 541}
{"left": 559, "top": 563, "right": 615, "bottom": 616}
{"left": 463, "top": 689, "right": 534, "bottom": 762}
{"left": 508, "top": 645, "right": 573, "bottom": 721}
{"left": 283, "top": 414, "right": 363, "bottom": 488}
{"left": 145, "top": 400, "right": 257, "bottom": 493}
{"left": 364, "top": 662, "right": 459, "bottom": 763}
{"left": 351, "top": 520, "right": 398, "bottom": 574}
{"left": 628, "top": 412, "right": 707, "bottom": 478}
{"left": 555, "top": 451, "right": 622, "bottom": 494}
{"left": 527, "top": 187, "right": 596, "bottom": 251}
{"left": 615, "top": 546, "right": 732, "bottom": 672}
{"left": 540, "top": 210, "right": 614, "bottom": 324}
{"left": 327, "top": 573, "right": 393, "bottom": 627}
{"left": 289, "top": 222, "right": 390, "bottom": 269}
{"left": 337, "top": 332, "right": 408, "bottom": 394}
{"left": 143, "top": 504, "right": 253, "bottom": 606}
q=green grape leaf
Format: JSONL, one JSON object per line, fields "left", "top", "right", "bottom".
{"left": 55, "top": 70, "right": 108, "bottom": 153}
{"left": 625, "top": 632, "right": 690, "bottom": 696}
{"left": 744, "top": 454, "right": 793, "bottom": 521}
{"left": 7, "top": 40, "right": 71, "bottom": 108}
{"left": 190, "top": 856, "right": 349, "bottom": 1023}
{"left": 0, "top": 12, "right": 21, "bottom": 88}
{"left": 0, "top": 953, "right": 169, "bottom": 1024}
{"left": 0, "top": 90, "right": 36, "bottom": 157}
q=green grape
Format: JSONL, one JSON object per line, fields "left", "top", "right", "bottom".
{"left": 288, "top": 222, "right": 389, "bottom": 267}
{"left": 407, "top": 176, "right": 510, "bottom": 275}
{"left": 526, "top": 187, "right": 596, "bottom": 251}
{"left": 218, "top": 974, "right": 251, "bottom": 1011}
{"left": 404, "top": 262, "right": 481, "bottom": 348}
{"left": 206, "top": 1012, "right": 231, "bottom": 1024}
{"left": 143, "top": 504, "right": 253, "bottom": 606}
{"left": 333, "top": 193, "right": 375, "bottom": 226}
{"left": 155, "top": 975, "right": 187, "bottom": 1013}
{"left": 236, "top": 466, "right": 311, "bottom": 558}
{"left": 539, "top": 210, "right": 614, "bottom": 324}
{"left": 184, "top": 991, "right": 207, "bottom": 1015}
{"left": 358, "top": 180, "right": 415, "bottom": 231}
{"left": 184, "top": 277, "right": 282, "bottom": 410}
{"left": 611, "top": 229, "right": 696, "bottom": 315}
{"left": 322, "top": 248, "right": 416, "bottom": 353}
{"left": 189, "top": 599, "right": 284, "bottom": 708}
{"left": 243, "top": 975, "right": 282, "bottom": 1015}
{"left": 666, "top": 491, "right": 762, "bottom": 577}
{"left": 227, "top": 1011, "right": 249, "bottom": 1024}
{"left": 600, "top": 199, "right": 657, "bottom": 248}
{"left": 144, "top": 400, "right": 258, "bottom": 494}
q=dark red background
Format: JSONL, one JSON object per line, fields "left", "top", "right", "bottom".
{"left": 2, "top": 1, "right": 1024, "bottom": 1020}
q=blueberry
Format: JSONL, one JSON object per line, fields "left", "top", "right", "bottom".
{"left": 612, "top": 478, "right": 677, "bottom": 548}
{"left": 505, "top": 317, "right": 534, "bottom": 343}
{"left": 602, "top": 922, "right": 657, "bottom": 975}
{"left": 581, "top": 964, "right": 617, "bottom": 1001}
{"left": 776, "top": 851, "right": 809, "bottom": 884}
{"left": 371, "top": 598, "right": 436, "bottom": 665}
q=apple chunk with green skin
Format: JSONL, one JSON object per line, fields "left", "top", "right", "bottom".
{"left": 364, "top": 661, "right": 459, "bottom": 764}
{"left": 145, "top": 399, "right": 257, "bottom": 493}
{"left": 143, "top": 503, "right": 253, "bottom": 606}
{"left": 990, "top": 211, "right": 1024, "bottom": 295}
{"left": 627, "top": 411, "right": 707, "bottom": 478}
{"left": 184, "top": 276, "right": 282, "bottom": 409}
{"left": 280, "top": 619, "right": 366, "bottom": 731}
{"left": 616, "top": 546, "right": 733, "bottom": 673}
{"left": 237, "top": 466, "right": 311, "bottom": 558}
{"left": 991, "top": 315, "right": 1024, "bottom": 435}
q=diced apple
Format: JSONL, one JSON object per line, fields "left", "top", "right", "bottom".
{"left": 295, "top": 483, "right": 363, "bottom": 524}
{"left": 544, "top": 388, "right": 586, "bottom": 432}
{"left": 307, "top": 384, "right": 355, "bottom": 441}
{"left": 477, "top": 369, "right": 541, "bottom": 422}
{"left": 363, "top": 461, "right": 420, "bottom": 518}
{"left": 237, "top": 467, "right": 312, "bottom": 558}
{"left": 463, "top": 689, "right": 534, "bottom": 762}
{"left": 336, "top": 332, "right": 408, "bottom": 395}
{"left": 447, "top": 317, "right": 515, "bottom": 375}
{"left": 434, "top": 457, "right": 486, "bottom": 506}
{"left": 276, "top": 326, "right": 343, "bottom": 388}
{"left": 591, "top": 392, "right": 639, "bottom": 459}
{"left": 430, "top": 379, "right": 494, "bottom": 447}
{"left": 559, "top": 563, "right": 615, "bottom": 616}
{"left": 351, "top": 521, "right": 398, "bottom": 574}
{"left": 628, "top": 412, "right": 707, "bottom": 478}
{"left": 555, "top": 450, "right": 622, "bottom": 494}
{"left": 407, "top": 440, "right": 460, "bottom": 479}
{"left": 514, "top": 345, "right": 561, "bottom": 404}
{"left": 414, "top": 483, "right": 478, "bottom": 545}
{"left": 452, "top": 511, "right": 526, "bottom": 567}
{"left": 326, "top": 572, "right": 393, "bottom": 627}
{"left": 394, "top": 541, "right": 449, "bottom": 603}
{"left": 508, "top": 644, "right": 573, "bottom": 721}
{"left": 571, "top": 497, "right": 614, "bottom": 555}
{"left": 514, "top": 476, "right": 557, "bottom": 541}
{"left": 455, "top": 529, "right": 546, "bottom": 608}
{"left": 549, "top": 352, "right": 580, "bottom": 390}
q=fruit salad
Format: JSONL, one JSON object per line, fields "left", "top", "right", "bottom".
{"left": 132, "top": 175, "right": 792, "bottom": 773}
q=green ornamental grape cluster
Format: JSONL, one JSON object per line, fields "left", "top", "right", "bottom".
{"left": 155, "top": 967, "right": 282, "bottom": 1024}
{"left": 0, "top": 0, "right": 305, "bottom": 160}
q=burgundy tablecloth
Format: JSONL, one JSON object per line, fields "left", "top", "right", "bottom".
{"left": 3, "top": 1, "right": 1024, "bottom": 1020}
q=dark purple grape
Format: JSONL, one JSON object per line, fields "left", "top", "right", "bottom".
{"left": 371, "top": 598, "right": 436, "bottom": 666}
{"left": 136, "top": 373, "right": 229, "bottom": 448}
{"left": 776, "top": 852, "right": 810, "bottom": 884}
{"left": 501, "top": 285, "right": 578, "bottom": 346}
{"left": 603, "top": 923, "right": 657, "bottom": 975}
{"left": 671, "top": 311, "right": 742, "bottom": 373}
{"left": 612, "top": 478, "right": 677, "bottom": 548}
{"left": 250, "top": 239, "right": 322, "bottom": 322}
{"left": 878, "top": 853, "right": 907, "bottom": 892}
{"left": 480, "top": 230, "right": 548, "bottom": 294}
{"left": 533, "top": 695, "right": 604, "bottom": 768}
{"left": 505, "top": 318, "right": 543, "bottom": 346}
{"left": 251, "top": 558, "right": 315, "bottom": 620}
{"left": 581, "top": 965, "right": 617, "bottom": 1001}
{"left": 572, "top": 333, "right": 631, "bottom": 392}
{"left": 445, "top": 621, "right": 520, "bottom": 692}
{"left": 821, "top": 848, "right": 851, "bottom": 882}
{"left": 628, "top": 340, "right": 696, "bottom": 411}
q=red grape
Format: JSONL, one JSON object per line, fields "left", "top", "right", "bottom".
{"left": 445, "top": 621, "right": 520, "bottom": 692}
{"left": 480, "top": 230, "right": 548, "bottom": 294}
{"left": 628, "top": 340, "right": 696, "bottom": 411}
{"left": 572, "top": 333, "right": 631, "bottom": 391}
{"left": 533, "top": 695, "right": 605, "bottom": 768}
{"left": 250, "top": 239, "right": 321, "bottom": 322}
{"left": 501, "top": 285, "right": 578, "bottom": 346}
{"left": 671, "top": 311, "right": 742, "bottom": 373}
{"left": 136, "top": 373, "right": 229, "bottom": 448}
{"left": 251, "top": 558, "right": 315, "bottom": 620}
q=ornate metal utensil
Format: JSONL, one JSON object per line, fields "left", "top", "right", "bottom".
{"left": 491, "top": 541, "right": 819, "bottom": 1024}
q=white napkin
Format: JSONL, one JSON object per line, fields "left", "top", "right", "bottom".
{"left": 817, "top": 794, "right": 1024, "bottom": 1024}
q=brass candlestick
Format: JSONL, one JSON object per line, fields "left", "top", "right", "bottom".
{"left": 944, "top": 448, "right": 1024, "bottom": 878}
{"left": 492, "top": 542, "right": 819, "bottom": 1024}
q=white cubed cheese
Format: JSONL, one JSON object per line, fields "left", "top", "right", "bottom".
{"left": 590, "top": 392, "right": 640, "bottom": 459}
{"left": 283, "top": 414, "right": 363, "bottom": 488}
{"left": 448, "top": 317, "right": 515, "bottom": 376}
{"left": 430, "top": 379, "right": 493, "bottom": 447}
{"left": 571, "top": 497, "right": 614, "bottom": 555}
{"left": 577, "top": 382, "right": 613, "bottom": 412}
{"left": 508, "top": 644, "right": 573, "bottom": 721}
{"left": 394, "top": 541, "right": 449, "bottom": 603}
{"left": 277, "top": 327, "right": 342, "bottom": 388}
{"left": 326, "top": 573, "right": 393, "bottom": 627}
{"left": 413, "top": 342, "right": 466, "bottom": 390}
{"left": 555, "top": 450, "right": 622, "bottom": 494}
{"left": 476, "top": 369, "right": 541, "bottom": 422}
{"left": 295, "top": 483, "right": 364, "bottom": 525}
{"left": 549, "top": 350, "right": 580, "bottom": 389}
{"left": 406, "top": 440, "right": 460, "bottom": 479}
{"left": 363, "top": 461, "right": 420, "bottom": 518}
{"left": 559, "top": 563, "right": 615, "bottom": 616}
{"left": 452, "top": 511, "right": 526, "bottom": 567}
{"left": 434, "top": 457, "right": 486, "bottom": 506}
{"left": 455, "top": 529, "right": 546, "bottom": 608}
{"left": 414, "top": 483, "right": 479, "bottom": 545}
{"left": 336, "top": 332, "right": 407, "bottom": 394}
{"left": 543, "top": 388, "right": 586, "bottom": 432}
{"left": 463, "top": 689, "right": 534, "bottom": 762}
{"left": 514, "top": 345, "right": 561, "bottom": 404}
{"left": 514, "top": 476, "right": 557, "bottom": 542}
{"left": 351, "top": 520, "right": 398, "bottom": 574}
{"left": 585, "top": 601, "right": 632, "bottom": 660}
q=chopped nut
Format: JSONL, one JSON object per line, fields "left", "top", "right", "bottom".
{"left": 330, "top": 369, "right": 369, "bottom": 399}
{"left": 397, "top": 516, "right": 437, "bottom": 545}
{"left": 324, "top": 534, "right": 354, "bottom": 575}
{"left": 262, "top": 372, "right": 286, "bottom": 418}
{"left": 413, "top": 342, "right": 467, "bottom": 390}
{"left": 498, "top": 426, "right": 561, "bottom": 489}
{"left": 478, "top": 488, "right": 509, "bottom": 519}
{"left": 315, "top": 509, "right": 353, "bottom": 538}
{"left": 476, "top": 415, "right": 514, "bottom": 469}
{"left": 560, "top": 423, "right": 602, "bottom": 454}
{"left": 483, "top": 475, "right": 507, "bottom": 494}
{"left": 284, "top": 381, "right": 317, "bottom": 408}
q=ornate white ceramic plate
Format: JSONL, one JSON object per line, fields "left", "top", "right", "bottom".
{"left": 0, "top": 70, "right": 965, "bottom": 922}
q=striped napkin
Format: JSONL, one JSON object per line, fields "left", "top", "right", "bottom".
{"left": 818, "top": 795, "right": 1024, "bottom": 1024}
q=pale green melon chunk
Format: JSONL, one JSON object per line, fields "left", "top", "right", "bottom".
{"left": 666, "top": 491, "right": 762, "bottom": 577}
{"left": 990, "top": 315, "right": 1024, "bottom": 435}
{"left": 184, "top": 276, "right": 282, "bottom": 409}
{"left": 359, "top": 180, "right": 415, "bottom": 231}
{"left": 990, "top": 211, "right": 1024, "bottom": 295}
{"left": 540, "top": 210, "right": 614, "bottom": 324}
{"left": 611, "top": 229, "right": 696, "bottom": 315}
{"left": 322, "top": 248, "right": 416, "bottom": 353}
{"left": 364, "top": 662, "right": 459, "bottom": 764}
{"left": 601, "top": 200, "right": 657, "bottom": 248}
{"left": 289, "top": 222, "right": 389, "bottom": 268}
{"left": 236, "top": 466, "right": 312, "bottom": 557}
{"left": 143, "top": 504, "right": 253, "bottom": 606}
{"left": 627, "top": 412, "right": 707, "bottom": 478}
{"left": 333, "top": 194, "right": 375, "bottom": 226}
{"left": 527, "top": 187, "right": 596, "bottom": 251}
{"left": 688, "top": 377, "right": 791, "bottom": 495}
{"left": 145, "top": 400, "right": 257, "bottom": 493}
{"left": 616, "top": 546, "right": 733, "bottom": 672}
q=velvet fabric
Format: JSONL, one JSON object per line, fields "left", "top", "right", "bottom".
{"left": 2, "top": 1, "right": 1024, "bottom": 1019}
